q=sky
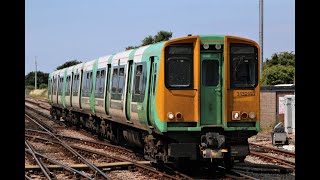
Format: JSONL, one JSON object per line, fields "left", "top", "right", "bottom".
{"left": 25, "top": 0, "right": 295, "bottom": 75}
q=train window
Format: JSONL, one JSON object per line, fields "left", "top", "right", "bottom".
{"left": 118, "top": 67, "right": 125, "bottom": 94}
{"left": 72, "top": 73, "right": 79, "bottom": 96}
{"left": 82, "top": 71, "right": 91, "bottom": 97}
{"left": 111, "top": 68, "right": 118, "bottom": 93}
{"left": 202, "top": 60, "right": 219, "bottom": 86}
{"left": 153, "top": 63, "right": 157, "bottom": 94}
{"left": 165, "top": 43, "right": 194, "bottom": 89}
{"left": 72, "top": 74, "right": 76, "bottom": 95}
{"left": 53, "top": 78, "right": 56, "bottom": 94}
{"left": 94, "top": 69, "right": 106, "bottom": 99}
{"left": 230, "top": 43, "right": 258, "bottom": 89}
{"left": 82, "top": 72, "right": 87, "bottom": 96}
{"left": 89, "top": 72, "right": 93, "bottom": 93}
{"left": 95, "top": 71, "right": 100, "bottom": 94}
{"left": 134, "top": 65, "right": 143, "bottom": 95}
{"left": 167, "top": 58, "right": 192, "bottom": 87}
{"left": 76, "top": 74, "right": 79, "bottom": 94}
{"left": 132, "top": 62, "right": 146, "bottom": 102}
{"left": 100, "top": 69, "right": 105, "bottom": 94}
{"left": 65, "top": 76, "right": 69, "bottom": 96}
{"left": 58, "top": 77, "right": 61, "bottom": 95}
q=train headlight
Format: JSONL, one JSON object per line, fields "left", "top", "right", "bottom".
{"left": 168, "top": 112, "right": 174, "bottom": 120}
{"left": 234, "top": 112, "right": 239, "bottom": 119}
{"left": 249, "top": 112, "right": 256, "bottom": 119}
{"left": 232, "top": 111, "right": 241, "bottom": 120}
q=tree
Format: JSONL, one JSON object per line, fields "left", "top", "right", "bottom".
{"left": 56, "top": 60, "right": 82, "bottom": 70}
{"left": 141, "top": 35, "right": 154, "bottom": 46}
{"left": 261, "top": 52, "right": 295, "bottom": 85}
{"left": 125, "top": 30, "right": 173, "bottom": 50}
{"left": 154, "top": 30, "right": 172, "bottom": 43}
{"left": 125, "top": 45, "right": 140, "bottom": 50}
{"left": 25, "top": 71, "right": 49, "bottom": 87}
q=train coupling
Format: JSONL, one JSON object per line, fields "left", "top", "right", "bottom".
{"left": 199, "top": 132, "right": 227, "bottom": 159}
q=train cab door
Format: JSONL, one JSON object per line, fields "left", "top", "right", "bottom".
{"left": 125, "top": 60, "right": 133, "bottom": 120}
{"left": 105, "top": 64, "right": 111, "bottom": 114}
{"left": 51, "top": 77, "right": 54, "bottom": 103}
{"left": 147, "top": 56, "right": 158, "bottom": 127}
{"left": 200, "top": 51, "right": 222, "bottom": 125}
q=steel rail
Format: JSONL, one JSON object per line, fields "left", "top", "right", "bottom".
{"left": 25, "top": 128, "right": 132, "bottom": 153}
{"left": 25, "top": 148, "right": 94, "bottom": 180}
{"left": 250, "top": 151, "right": 295, "bottom": 169}
{"left": 250, "top": 142, "right": 295, "bottom": 157}
{"left": 25, "top": 111, "right": 57, "bottom": 133}
{"left": 25, "top": 141, "right": 53, "bottom": 180}
{"left": 71, "top": 145, "right": 193, "bottom": 180}
{"left": 26, "top": 134, "right": 187, "bottom": 180}
{"left": 25, "top": 113, "right": 111, "bottom": 180}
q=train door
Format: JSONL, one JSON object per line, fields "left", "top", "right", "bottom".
{"left": 147, "top": 56, "right": 158, "bottom": 127}
{"left": 70, "top": 72, "right": 73, "bottom": 106}
{"left": 57, "top": 75, "right": 60, "bottom": 104}
{"left": 51, "top": 77, "right": 54, "bottom": 103}
{"left": 105, "top": 64, "right": 111, "bottom": 114}
{"left": 125, "top": 60, "right": 133, "bottom": 120}
{"left": 200, "top": 52, "right": 222, "bottom": 125}
{"left": 79, "top": 69, "right": 84, "bottom": 109}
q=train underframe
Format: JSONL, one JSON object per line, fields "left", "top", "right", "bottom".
{"left": 50, "top": 105, "right": 257, "bottom": 170}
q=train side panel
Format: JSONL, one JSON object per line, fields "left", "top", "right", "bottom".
{"left": 93, "top": 55, "right": 111, "bottom": 117}
{"left": 65, "top": 66, "right": 73, "bottom": 108}
{"left": 70, "top": 62, "right": 85, "bottom": 110}
{"left": 108, "top": 50, "right": 133, "bottom": 123}
{"left": 81, "top": 59, "right": 98, "bottom": 114}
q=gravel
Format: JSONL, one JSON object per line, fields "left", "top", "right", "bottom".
{"left": 108, "top": 170, "right": 157, "bottom": 180}
{"left": 57, "top": 129, "right": 96, "bottom": 141}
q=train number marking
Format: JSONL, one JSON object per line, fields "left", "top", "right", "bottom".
{"left": 236, "top": 92, "right": 255, "bottom": 96}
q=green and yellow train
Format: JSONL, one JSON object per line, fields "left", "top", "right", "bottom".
{"left": 48, "top": 35, "right": 260, "bottom": 168}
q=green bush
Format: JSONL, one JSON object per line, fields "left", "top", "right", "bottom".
{"left": 39, "top": 84, "right": 48, "bottom": 89}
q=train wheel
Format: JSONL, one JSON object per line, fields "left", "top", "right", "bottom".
{"left": 143, "top": 135, "right": 156, "bottom": 161}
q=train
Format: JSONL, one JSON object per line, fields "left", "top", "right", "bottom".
{"left": 48, "top": 34, "right": 260, "bottom": 169}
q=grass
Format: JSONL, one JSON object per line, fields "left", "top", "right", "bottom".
{"left": 27, "top": 89, "right": 48, "bottom": 100}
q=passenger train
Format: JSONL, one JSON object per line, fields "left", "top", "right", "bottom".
{"left": 48, "top": 35, "right": 260, "bottom": 169}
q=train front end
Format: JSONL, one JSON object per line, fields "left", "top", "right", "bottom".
{"left": 153, "top": 35, "right": 260, "bottom": 166}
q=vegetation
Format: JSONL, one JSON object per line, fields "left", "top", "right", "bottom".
{"left": 126, "top": 30, "right": 173, "bottom": 50}
{"left": 261, "top": 51, "right": 295, "bottom": 85}
{"left": 56, "top": 60, "right": 82, "bottom": 70}
{"left": 25, "top": 71, "right": 49, "bottom": 87}
{"left": 39, "top": 83, "right": 48, "bottom": 89}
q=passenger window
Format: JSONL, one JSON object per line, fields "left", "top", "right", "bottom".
{"left": 134, "top": 65, "right": 143, "bottom": 95}
{"left": 95, "top": 71, "right": 100, "bottom": 94}
{"left": 112, "top": 68, "right": 118, "bottom": 93}
{"left": 202, "top": 60, "right": 219, "bottom": 86}
{"left": 118, "top": 67, "right": 125, "bottom": 94}
{"left": 100, "top": 70, "right": 105, "bottom": 93}
{"left": 153, "top": 63, "right": 157, "bottom": 94}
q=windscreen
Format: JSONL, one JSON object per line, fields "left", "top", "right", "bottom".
{"left": 230, "top": 43, "right": 258, "bottom": 89}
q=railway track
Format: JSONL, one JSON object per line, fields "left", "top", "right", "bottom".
{"left": 25, "top": 101, "right": 193, "bottom": 179}
{"left": 250, "top": 142, "right": 295, "bottom": 158}
{"left": 25, "top": 113, "right": 111, "bottom": 179}
{"left": 249, "top": 142, "right": 295, "bottom": 170}
{"left": 25, "top": 97, "right": 294, "bottom": 179}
